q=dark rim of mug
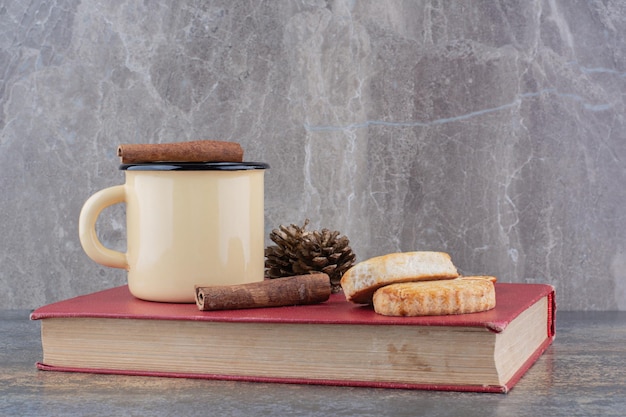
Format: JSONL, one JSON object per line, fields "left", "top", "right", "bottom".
{"left": 120, "top": 162, "right": 270, "bottom": 171}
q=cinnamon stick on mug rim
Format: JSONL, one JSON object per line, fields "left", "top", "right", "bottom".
{"left": 195, "top": 273, "right": 331, "bottom": 311}
{"left": 118, "top": 140, "right": 244, "bottom": 164}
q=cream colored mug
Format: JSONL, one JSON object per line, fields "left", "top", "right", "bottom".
{"left": 79, "top": 162, "right": 269, "bottom": 303}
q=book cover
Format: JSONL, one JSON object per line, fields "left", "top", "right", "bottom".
{"left": 31, "top": 283, "right": 556, "bottom": 393}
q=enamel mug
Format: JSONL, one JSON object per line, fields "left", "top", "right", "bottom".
{"left": 79, "top": 162, "right": 269, "bottom": 303}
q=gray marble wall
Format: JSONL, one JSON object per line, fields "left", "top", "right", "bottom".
{"left": 1, "top": 0, "right": 624, "bottom": 310}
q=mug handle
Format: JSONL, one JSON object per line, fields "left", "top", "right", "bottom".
{"left": 78, "top": 185, "right": 128, "bottom": 270}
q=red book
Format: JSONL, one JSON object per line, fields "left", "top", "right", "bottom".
{"left": 31, "top": 283, "right": 555, "bottom": 393}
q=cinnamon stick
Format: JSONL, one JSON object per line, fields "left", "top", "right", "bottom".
{"left": 118, "top": 140, "right": 244, "bottom": 164}
{"left": 195, "top": 273, "right": 331, "bottom": 311}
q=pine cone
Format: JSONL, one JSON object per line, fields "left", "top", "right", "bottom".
{"left": 265, "top": 220, "right": 356, "bottom": 293}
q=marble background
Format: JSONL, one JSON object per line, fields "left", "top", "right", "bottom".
{"left": 1, "top": 0, "right": 624, "bottom": 310}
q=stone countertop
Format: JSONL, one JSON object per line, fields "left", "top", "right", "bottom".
{"left": 2, "top": 309, "right": 625, "bottom": 417}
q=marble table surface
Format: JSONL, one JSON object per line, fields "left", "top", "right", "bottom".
{"left": 2, "top": 309, "right": 625, "bottom": 417}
